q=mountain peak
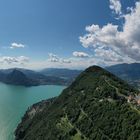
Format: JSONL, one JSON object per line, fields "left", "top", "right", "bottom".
{"left": 11, "top": 69, "right": 27, "bottom": 77}
{"left": 5, "top": 69, "right": 39, "bottom": 86}
{"left": 70, "top": 65, "right": 120, "bottom": 91}
{"left": 15, "top": 66, "right": 140, "bottom": 140}
{"left": 85, "top": 65, "right": 104, "bottom": 73}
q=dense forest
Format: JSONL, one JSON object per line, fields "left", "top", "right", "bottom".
{"left": 15, "top": 66, "right": 140, "bottom": 140}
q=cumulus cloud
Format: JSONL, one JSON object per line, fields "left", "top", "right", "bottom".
{"left": 79, "top": 1, "right": 140, "bottom": 65}
{"left": 109, "top": 0, "right": 122, "bottom": 15}
{"left": 62, "top": 59, "right": 71, "bottom": 63}
{"left": 73, "top": 51, "right": 90, "bottom": 58}
{"left": 94, "top": 47, "right": 122, "bottom": 62}
{"left": 10, "top": 42, "right": 25, "bottom": 49}
{"left": 80, "top": 24, "right": 119, "bottom": 48}
{"left": 18, "top": 56, "right": 29, "bottom": 64}
{"left": 48, "top": 53, "right": 60, "bottom": 62}
{"left": 0, "top": 56, "right": 29, "bottom": 65}
{"left": 48, "top": 53, "right": 71, "bottom": 64}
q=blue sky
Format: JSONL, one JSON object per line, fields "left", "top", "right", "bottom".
{"left": 0, "top": 0, "right": 139, "bottom": 69}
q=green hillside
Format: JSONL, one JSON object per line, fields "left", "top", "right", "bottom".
{"left": 15, "top": 66, "right": 140, "bottom": 140}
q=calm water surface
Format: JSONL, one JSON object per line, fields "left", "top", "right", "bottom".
{"left": 0, "top": 83, "right": 65, "bottom": 140}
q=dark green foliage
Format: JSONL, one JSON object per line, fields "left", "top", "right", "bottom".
{"left": 15, "top": 66, "right": 140, "bottom": 140}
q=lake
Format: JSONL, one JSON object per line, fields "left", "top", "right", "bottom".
{"left": 0, "top": 83, "right": 66, "bottom": 140}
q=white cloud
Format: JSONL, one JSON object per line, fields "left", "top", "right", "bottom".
{"left": 79, "top": 1, "right": 140, "bottom": 65}
{"left": 48, "top": 53, "right": 71, "bottom": 64}
{"left": 48, "top": 53, "right": 60, "bottom": 62}
{"left": 17, "top": 56, "right": 29, "bottom": 64}
{"left": 109, "top": 0, "right": 122, "bottom": 15}
{"left": 62, "top": 59, "right": 71, "bottom": 63}
{"left": 80, "top": 23, "right": 119, "bottom": 48}
{"left": 73, "top": 51, "right": 90, "bottom": 58}
{"left": 10, "top": 42, "right": 25, "bottom": 49}
{"left": 0, "top": 56, "right": 29, "bottom": 65}
{"left": 94, "top": 47, "right": 122, "bottom": 62}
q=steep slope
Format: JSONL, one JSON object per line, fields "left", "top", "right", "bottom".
{"left": 5, "top": 69, "right": 39, "bottom": 86}
{"left": 106, "top": 63, "right": 140, "bottom": 88}
{"left": 15, "top": 66, "right": 140, "bottom": 140}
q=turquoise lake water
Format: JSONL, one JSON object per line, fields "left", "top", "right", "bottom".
{"left": 0, "top": 83, "right": 65, "bottom": 140}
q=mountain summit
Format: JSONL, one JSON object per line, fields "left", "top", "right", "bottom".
{"left": 5, "top": 69, "right": 39, "bottom": 86}
{"left": 15, "top": 66, "right": 140, "bottom": 140}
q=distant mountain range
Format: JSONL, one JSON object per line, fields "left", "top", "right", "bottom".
{"left": 15, "top": 66, "right": 140, "bottom": 140}
{"left": 40, "top": 68, "right": 82, "bottom": 80}
{"left": 0, "top": 63, "right": 140, "bottom": 87}
{"left": 41, "top": 64, "right": 140, "bottom": 88}
{"left": 0, "top": 68, "right": 82, "bottom": 86}
{"left": 4, "top": 69, "right": 39, "bottom": 86}
{"left": 106, "top": 63, "right": 140, "bottom": 88}
{"left": 40, "top": 63, "right": 140, "bottom": 88}
{"left": 0, "top": 68, "right": 68, "bottom": 86}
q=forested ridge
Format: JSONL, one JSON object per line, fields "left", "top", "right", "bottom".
{"left": 15, "top": 66, "right": 140, "bottom": 140}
